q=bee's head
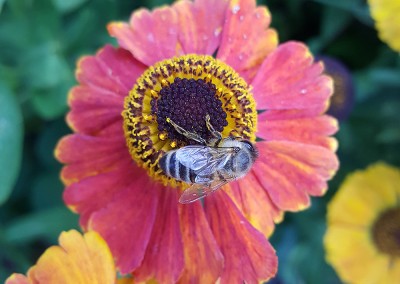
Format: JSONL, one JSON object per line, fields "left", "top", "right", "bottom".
{"left": 240, "top": 140, "right": 258, "bottom": 160}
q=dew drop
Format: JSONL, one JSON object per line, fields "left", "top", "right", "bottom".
{"left": 243, "top": 34, "right": 247, "bottom": 40}
{"left": 255, "top": 12, "right": 261, "bottom": 19}
{"left": 147, "top": 33, "right": 155, "bottom": 42}
{"left": 300, "top": 89, "right": 307, "bottom": 94}
{"left": 232, "top": 4, "right": 240, "bottom": 14}
{"left": 239, "top": 15, "right": 244, "bottom": 22}
{"left": 203, "top": 35, "right": 209, "bottom": 41}
{"left": 214, "top": 27, "right": 222, "bottom": 37}
{"left": 238, "top": 53, "right": 244, "bottom": 61}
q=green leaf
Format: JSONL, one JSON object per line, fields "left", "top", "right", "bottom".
{"left": 0, "top": 83, "right": 23, "bottom": 205}
{"left": 52, "top": 0, "right": 88, "bottom": 13}
{"left": 4, "top": 207, "right": 79, "bottom": 244}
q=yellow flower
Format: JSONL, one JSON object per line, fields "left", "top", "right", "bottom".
{"left": 6, "top": 230, "right": 117, "bottom": 284}
{"left": 368, "top": 0, "right": 400, "bottom": 51}
{"left": 325, "top": 163, "right": 400, "bottom": 283}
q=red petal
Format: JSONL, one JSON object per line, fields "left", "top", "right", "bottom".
{"left": 69, "top": 45, "right": 145, "bottom": 134}
{"left": 257, "top": 113, "right": 338, "bottom": 150}
{"left": 174, "top": 0, "right": 228, "bottom": 55}
{"left": 253, "top": 141, "right": 339, "bottom": 211}
{"left": 252, "top": 41, "right": 333, "bottom": 110}
{"left": 226, "top": 172, "right": 283, "bottom": 237}
{"left": 89, "top": 177, "right": 161, "bottom": 274}
{"left": 134, "top": 188, "right": 184, "bottom": 284}
{"left": 217, "top": 0, "right": 278, "bottom": 82}
{"left": 204, "top": 191, "right": 278, "bottom": 283}
{"left": 177, "top": 201, "right": 224, "bottom": 284}
{"left": 63, "top": 162, "right": 136, "bottom": 228}
{"left": 108, "top": 7, "right": 182, "bottom": 66}
{"left": 55, "top": 133, "right": 128, "bottom": 185}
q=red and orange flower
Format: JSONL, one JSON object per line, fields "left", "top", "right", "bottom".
{"left": 55, "top": 0, "right": 339, "bottom": 282}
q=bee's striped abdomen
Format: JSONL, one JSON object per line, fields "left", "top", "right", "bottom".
{"left": 159, "top": 151, "right": 196, "bottom": 183}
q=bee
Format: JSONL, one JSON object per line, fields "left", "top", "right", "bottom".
{"left": 159, "top": 115, "right": 258, "bottom": 204}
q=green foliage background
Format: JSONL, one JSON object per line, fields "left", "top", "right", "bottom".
{"left": 0, "top": 0, "right": 399, "bottom": 282}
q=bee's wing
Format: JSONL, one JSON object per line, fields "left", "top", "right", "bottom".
{"left": 176, "top": 146, "right": 235, "bottom": 174}
{"left": 179, "top": 178, "right": 233, "bottom": 204}
{"left": 175, "top": 146, "right": 212, "bottom": 170}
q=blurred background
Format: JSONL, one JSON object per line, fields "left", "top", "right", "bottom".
{"left": 0, "top": 0, "right": 399, "bottom": 282}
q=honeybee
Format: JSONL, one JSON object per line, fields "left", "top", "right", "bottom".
{"left": 159, "top": 115, "right": 258, "bottom": 204}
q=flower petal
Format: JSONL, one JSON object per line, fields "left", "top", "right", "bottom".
{"left": 174, "top": 0, "right": 229, "bottom": 55}
{"left": 253, "top": 141, "right": 339, "bottom": 211}
{"left": 252, "top": 41, "right": 333, "bottom": 110}
{"left": 68, "top": 45, "right": 145, "bottom": 135}
{"left": 134, "top": 188, "right": 184, "bottom": 284}
{"left": 225, "top": 172, "right": 283, "bottom": 237}
{"left": 7, "top": 230, "right": 115, "bottom": 284}
{"left": 108, "top": 7, "right": 182, "bottom": 66}
{"left": 177, "top": 201, "right": 224, "bottom": 284}
{"left": 55, "top": 133, "right": 128, "bottom": 185}
{"left": 204, "top": 190, "right": 277, "bottom": 283}
{"left": 89, "top": 177, "right": 160, "bottom": 274}
{"left": 217, "top": 0, "right": 278, "bottom": 82}
{"left": 257, "top": 113, "right": 338, "bottom": 150}
{"left": 325, "top": 227, "right": 389, "bottom": 284}
{"left": 5, "top": 274, "right": 29, "bottom": 284}
{"left": 63, "top": 162, "right": 136, "bottom": 228}
{"left": 327, "top": 163, "right": 400, "bottom": 227}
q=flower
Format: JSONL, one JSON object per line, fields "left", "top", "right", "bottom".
{"left": 368, "top": 0, "right": 400, "bottom": 52}
{"left": 316, "top": 56, "right": 354, "bottom": 121}
{"left": 6, "top": 230, "right": 116, "bottom": 284}
{"left": 325, "top": 163, "right": 400, "bottom": 283}
{"left": 55, "top": 0, "right": 339, "bottom": 282}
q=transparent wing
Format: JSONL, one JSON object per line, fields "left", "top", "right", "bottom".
{"left": 175, "top": 146, "right": 212, "bottom": 170}
{"left": 176, "top": 145, "right": 236, "bottom": 175}
{"left": 179, "top": 177, "right": 233, "bottom": 204}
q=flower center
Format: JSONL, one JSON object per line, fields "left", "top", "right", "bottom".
{"left": 122, "top": 55, "right": 257, "bottom": 188}
{"left": 372, "top": 207, "right": 400, "bottom": 257}
{"left": 154, "top": 78, "right": 227, "bottom": 145}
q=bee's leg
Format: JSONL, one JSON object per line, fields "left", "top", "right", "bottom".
{"left": 166, "top": 117, "right": 206, "bottom": 144}
{"left": 205, "top": 114, "right": 222, "bottom": 141}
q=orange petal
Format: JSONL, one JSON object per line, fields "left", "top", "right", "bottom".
{"left": 252, "top": 41, "right": 333, "bottom": 111}
{"left": 108, "top": 7, "right": 182, "bottom": 66}
{"left": 225, "top": 172, "right": 283, "bottom": 237}
{"left": 204, "top": 190, "right": 277, "bottom": 283}
{"left": 55, "top": 133, "right": 128, "bottom": 185}
{"left": 5, "top": 274, "right": 30, "bottom": 284}
{"left": 177, "top": 201, "right": 224, "bottom": 284}
{"left": 63, "top": 162, "right": 137, "bottom": 227}
{"left": 134, "top": 188, "right": 184, "bottom": 284}
{"left": 174, "top": 0, "right": 229, "bottom": 55}
{"left": 217, "top": 0, "right": 278, "bottom": 82}
{"left": 69, "top": 45, "right": 145, "bottom": 135}
{"left": 254, "top": 141, "right": 339, "bottom": 211}
{"left": 7, "top": 230, "right": 116, "bottom": 284}
{"left": 257, "top": 113, "right": 338, "bottom": 150}
{"left": 89, "top": 177, "right": 161, "bottom": 274}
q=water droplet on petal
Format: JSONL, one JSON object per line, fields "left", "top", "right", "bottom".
{"left": 214, "top": 27, "right": 222, "bottom": 37}
{"left": 243, "top": 34, "right": 247, "bottom": 40}
{"left": 255, "top": 12, "right": 261, "bottom": 19}
{"left": 232, "top": 5, "right": 240, "bottom": 14}
{"left": 147, "top": 33, "right": 155, "bottom": 42}
{"left": 238, "top": 53, "right": 244, "bottom": 61}
{"left": 239, "top": 15, "right": 245, "bottom": 21}
{"left": 300, "top": 89, "right": 307, "bottom": 94}
{"left": 203, "top": 35, "right": 208, "bottom": 41}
